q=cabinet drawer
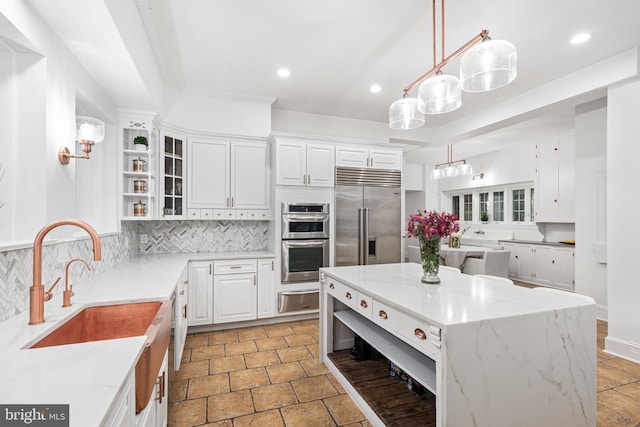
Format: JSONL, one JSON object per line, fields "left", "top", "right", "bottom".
{"left": 201, "top": 209, "right": 214, "bottom": 220}
{"left": 236, "top": 209, "right": 249, "bottom": 220}
{"left": 214, "top": 259, "right": 257, "bottom": 274}
{"left": 355, "top": 293, "right": 373, "bottom": 318}
{"left": 326, "top": 279, "right": 358, "bottom": 310}
{"left": 372, "top": 300, "right": 440, "bottom": 358}
{"left": 187, "top": 209, "right": 201, "bottom": 219}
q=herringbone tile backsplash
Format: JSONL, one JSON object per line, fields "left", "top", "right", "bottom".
{"left": 137, "top": 220, "right": 269, "bottom": 254}
{"left": 0, "top": 222, "right": 138, "bottom": 322}
{"left": 0, "top": 220, "right": 269, "bottom": 322}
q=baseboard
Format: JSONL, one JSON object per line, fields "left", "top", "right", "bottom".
{"left": 187, "top": 313, "right": 318, "bottom": 334}
{"left": 604, "top": 336, "right": 640, "bottom": 364}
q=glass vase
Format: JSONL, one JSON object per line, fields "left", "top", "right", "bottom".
{"left": 420, "top": 236, "right": 441, "bottom": 284}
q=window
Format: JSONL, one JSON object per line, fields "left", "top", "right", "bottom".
{"left": 452, "top": 195, "right": 460, "bottom": 219}
{"left": 446, "top": 182, "right": 534, "bottom": 225}
{"left": 463, "top": 194, "right": 473, "bottom": 221}
{"left": 512, "top": 189, "right": 525, "bottom": 222}
{"left": 480, "top": 192, "right": 489, "bottom": 219}
{"left": 493, "top": 191, "right": 504, "bottom": 222}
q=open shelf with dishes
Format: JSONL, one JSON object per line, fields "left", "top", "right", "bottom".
{"left": 121, "top": 116, "right": 157, "bottom": 220}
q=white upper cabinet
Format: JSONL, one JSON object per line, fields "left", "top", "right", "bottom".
{"left": 189, "top": 139, "right": 229, "bottom": 209}
{"left": 336, "top": 145, "right": 402, "bottom": 170}
{"left": 232, "top": 141, "right": 269, "bottom": 209}
{"left": 535, "top": 133, "right": 575, "bottom": 222}
{"left": 276, "top": 139, "right": 334, "bottom": 187}
{"left": 188, "top": 138, "right": 269, "bottom": 212}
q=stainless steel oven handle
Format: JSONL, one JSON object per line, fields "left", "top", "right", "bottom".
{"left": 281, "top": 214, "right": 328, "bottom": 221}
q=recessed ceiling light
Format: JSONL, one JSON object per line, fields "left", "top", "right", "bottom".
{"left": 570, "top": 33, "right": 591, "bottom": 45}
{"left": 369, "top": 85, "right": 382, "bottom": 93}
{"left": 277, "top": 68, "right": 291, "bottom": 77}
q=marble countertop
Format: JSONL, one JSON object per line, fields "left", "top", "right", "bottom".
{"left": 499, "top": 239, "right": 575, "bottom": 247}
{"left": 321, "top": 263, "right": 593, "bottom": 329}
{"left": 0, "top": 250, "right": 274, "bottom": 426}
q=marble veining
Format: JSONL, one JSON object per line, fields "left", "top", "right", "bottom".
{"left": 321, "top": 263, "right": 596, "bottom": 426}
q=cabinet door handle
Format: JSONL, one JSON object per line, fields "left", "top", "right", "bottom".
{"left": 360, "top": 300, "right": 368, "bottom": 308}
{"left": 209, "top": 264, "right": 212, "bottom": 275}
{"left": 226, "top": 197, "right": 230, "bottom": 208}
{"left": 345, "top": 292, "right": 352, "bottom": 300}
{"left": 307, "top": 174, "right": 311, "bottom": 184}
{"left": 414, "top": 328, "right": 427, "bottom": 340}
{"left": 379, "top": 310, "right": 388, "bottom": 320}
{"left": 183, "top": 304, "right": 187, "bottom": 319}
{"left": 155, "top": 371, "right": 165, "bottom": 403}
{"left": 232, "top": 197, "right": 235, "bottom": 207}
{"left": 370, "top": 158, "right": 373, "bottom": 167}
{"left": 230, "top": 266, "right": 242, "bottom": 269}
{"left": 329, "top": 283, "right": 334, "bottom": 289}
{"left": 254, "top": 275, "right": 257, "bottom": 286}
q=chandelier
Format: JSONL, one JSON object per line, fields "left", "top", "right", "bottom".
{"left": 430, "top": 145, "right": 473, "bottom": 179}
{"left": 389, "top": 0, "right": 517, "bottom": 130}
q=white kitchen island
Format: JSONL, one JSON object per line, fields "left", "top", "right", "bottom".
{"left": 320, "top": 263, "right": 596, "bottom": 427}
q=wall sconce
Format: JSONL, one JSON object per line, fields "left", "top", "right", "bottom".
{"left": 58, "top": 116, "right": 105, "bottom": 165}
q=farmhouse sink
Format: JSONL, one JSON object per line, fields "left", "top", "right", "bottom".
{"left": 30, "top": 300, "right": 172, "bottom": 413}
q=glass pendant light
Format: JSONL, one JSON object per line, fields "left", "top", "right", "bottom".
{"left": 430, "top": 168, "right": 443, "bottom": 180}
{"left": 442, "top": 165, "right": 457, "bottom": 177}
{"left": 389, "top": 95, "right": 425, "bottom": 130}
{"left": 456, "top": 162, "right": 473, "bottom": 175}
{"left": 418, "top": 71, "right": 462, "bottom": 114}
{"left": 460, "top": 38, "right": 517, "bottom": 92}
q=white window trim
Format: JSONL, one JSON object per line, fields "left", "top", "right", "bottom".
{"left": 445, "top": 181, "right": 535, "bottom": 226}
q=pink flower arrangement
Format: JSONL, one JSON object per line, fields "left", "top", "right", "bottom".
{"left": 406, "top": 210, "right": 459, "bottom": 241}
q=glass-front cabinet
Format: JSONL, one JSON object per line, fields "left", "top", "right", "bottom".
{"left": 121, "top": 115, "right": 156, "bottom": 220}
{"left": 161, "top": 133, "right": 185, "bottom": 219}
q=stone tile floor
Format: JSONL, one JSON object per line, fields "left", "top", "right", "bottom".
{"left": 167, "top": 316, "right": 640, "bottom": 426}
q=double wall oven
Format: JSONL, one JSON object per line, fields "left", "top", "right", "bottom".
{"left": 281, "top": 203, "right": 330, "bottom": 284}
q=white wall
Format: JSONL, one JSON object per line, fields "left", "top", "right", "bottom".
{"left": 272, "top": 108, "right": 433, "bottom": 145}
{"left": 436, "top": 140, "right": 537, "bottom": 193}
{"left": 0, "top": 1, "right": 119, "bottom": 244}
{"left": 164, "top": 91, "right": 272, "bottom": 138}
{"left": 574, "top": 99, "right": 607, "bottom": 318}
{"left": 605, "top": 78, "right": 640, "bottom": 362}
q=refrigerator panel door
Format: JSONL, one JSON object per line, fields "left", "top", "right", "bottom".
{"left": 364, "top": 186, "right": 402, "bottom": 264}
{"left": 335, "top": 186, "right": 363, "bottom": 266}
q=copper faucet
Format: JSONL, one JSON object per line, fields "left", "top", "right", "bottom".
{"left": 62, "top": 258, "right": 91, "bottom": 307}
{"left": 29, "top": 219, "right": 101, "bottom": 325}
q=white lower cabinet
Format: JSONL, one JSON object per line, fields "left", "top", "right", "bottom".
{"left": 188, "top": 258, "right": 276, "bottom": 326}
{"left": 173, "top": 267, "right": 189, "bottom": 370}
{"left": 214, "top": 271, "right": 257, "bottom": 323}
{"left": 554, "top": 248, "right": 575, "bottom": 289}
{"left": 136, "top": 350, "right": 169, "bottom": 427}
{"left": 505, "top": 242, "right": 575, "bottom": 290}
{"left": 257, "top": 259, "right": 276, "bottom": 318}
{"left": 104, "top": 369, "right": 136, "bottom": 427}
{"left": 188, "top": 261, "right": 213, "bottom": 326}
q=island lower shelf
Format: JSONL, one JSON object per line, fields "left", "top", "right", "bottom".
{"left": 330, "top": 309, "right": 438, "bottom": 426}
{"left": 333, "top": 309, "right": 437, "bottom": 394}
{"left": 327, "top": 349, "right": 436, "bottom": 426}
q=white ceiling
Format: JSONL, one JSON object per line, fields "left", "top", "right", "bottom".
{"left": 25, "top": 0, "right": 640, "bottom": 164}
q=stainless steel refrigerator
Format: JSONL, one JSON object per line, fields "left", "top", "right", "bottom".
{"left": 335, "top": 167, "right": 402, "bottom": 266}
